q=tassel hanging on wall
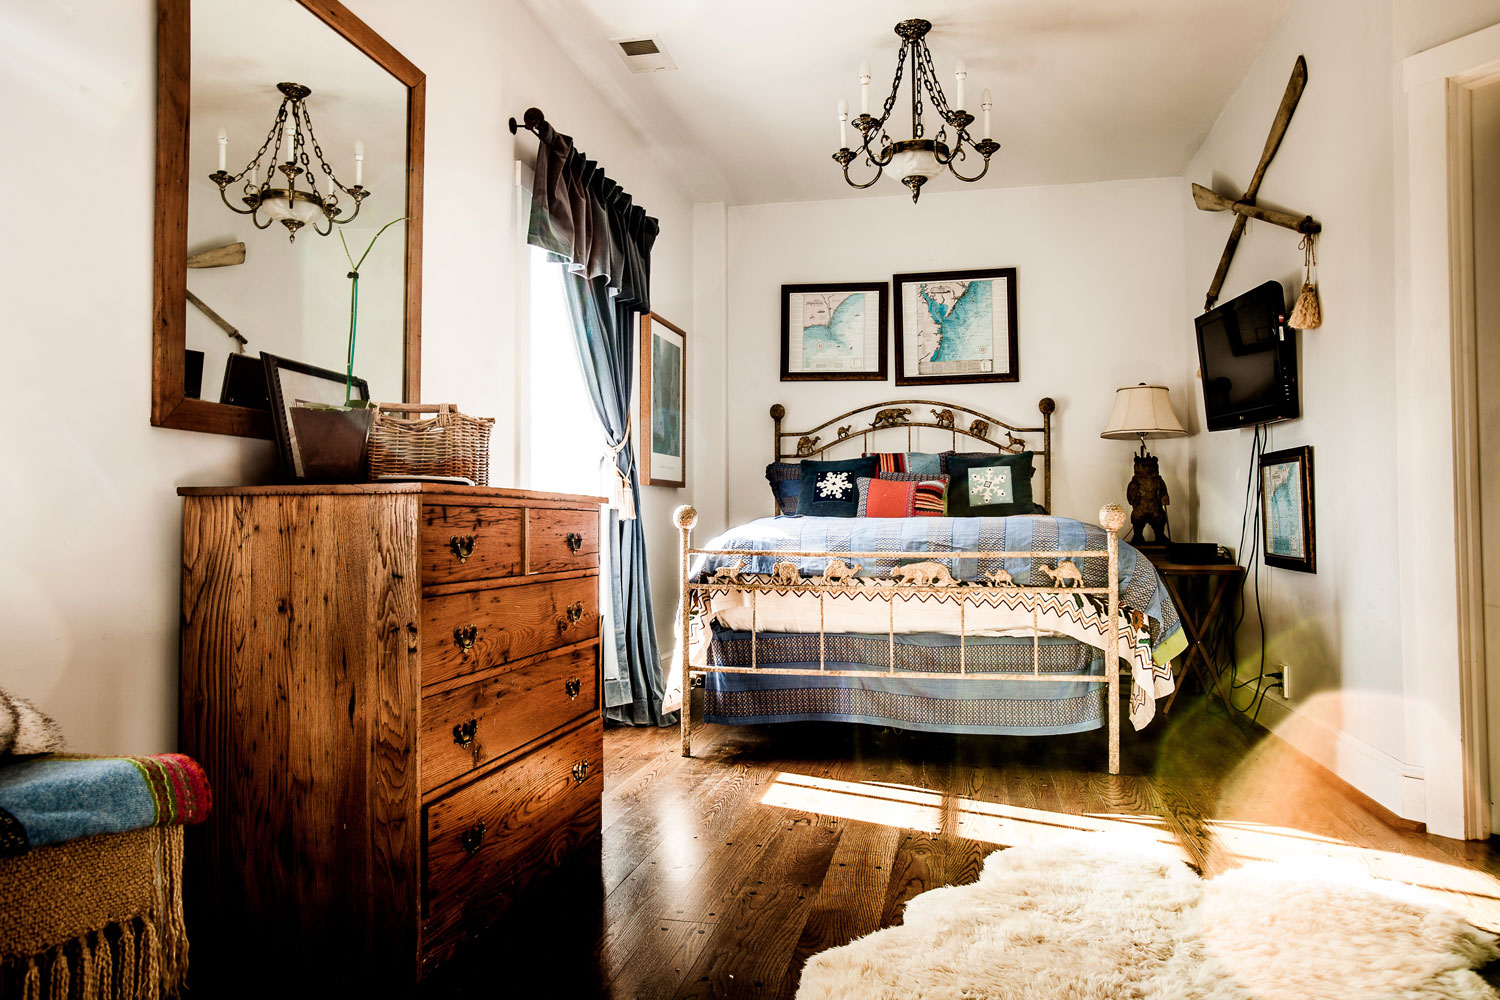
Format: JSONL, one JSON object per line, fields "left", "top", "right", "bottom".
{"left": 1288, "top": 232, "right": 1322, "bottom": 329}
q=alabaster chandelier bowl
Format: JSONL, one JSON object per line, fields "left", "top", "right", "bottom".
{"left": 833, "top": 18, "right": 1000, "bottom": 202}
{"left": 208, "top": 81, "right": 370, "bottom": 242}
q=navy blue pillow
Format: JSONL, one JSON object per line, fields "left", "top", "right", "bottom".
{"left": 765, "top": 462, "right": 803, "bottom": 515}
{"left": 796, "top": 457, "right": 878, "bottom": 517}
{"left": 946, "top": 452, "right": 1039, "bottom": 517}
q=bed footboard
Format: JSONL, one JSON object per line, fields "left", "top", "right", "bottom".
{"left": 673, "top": 504, "right": 1130, "bottom": 774}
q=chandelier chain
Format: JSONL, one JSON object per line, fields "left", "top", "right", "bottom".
{"left": 300, "top": 102, "right": 347, "bottom": 209}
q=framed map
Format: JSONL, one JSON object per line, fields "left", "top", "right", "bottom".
{"left": 1259, "top": 445, "right": 1315, "bottom": 573}
{"left": 641, "top": 312, "right": 686, "bottom": 488}
{"left": 893, "top": 267, "right": 1019, "bottom": 386}
{"left": 780, "top": 282, "right": 888, "bottom": 381}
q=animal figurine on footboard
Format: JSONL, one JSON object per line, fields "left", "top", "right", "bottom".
{"left": 980, "top": 568, "right": 1015, "bottom": 587}
{"left": 770, "top": 561, "right": 802, "bottom": 586}
{"left": 710, "top": 559, "right": 744, "bottom": 584}
{"left": 1039, "top": 561, "right": 1085, "bottom": 588}
{"left": 890, "top": 561, "right": 959, "bottom": 587}
{"left": 819, "top": 559, "right": 861, "bottom": 585}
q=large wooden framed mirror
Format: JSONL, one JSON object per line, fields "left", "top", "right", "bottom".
{"left": 153, "top": 0, "right": 424, "bottom": 438}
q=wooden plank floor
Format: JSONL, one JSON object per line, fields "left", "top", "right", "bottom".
{"left": 426, "top": 694, "right": 1500, "bottom": 998}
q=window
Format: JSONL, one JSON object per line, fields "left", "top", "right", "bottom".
{"left": 526, "top": 244, "right": 605, "bottom": 494}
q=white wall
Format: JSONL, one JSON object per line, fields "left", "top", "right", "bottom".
{"left": 0, "top": 0, "right": 710, "bottom": 753}
{"left": 1181, "top": 0, "right": 1500, "bottom": 823}
{"left": 724, "top": 178, "right": 1194, "bottom": 533}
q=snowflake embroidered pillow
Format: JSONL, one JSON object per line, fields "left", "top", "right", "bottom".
{"left": 796, "top": 457, "right": 878, "bottom": 518}
{"left": 945, "top": 452, "right": 1038, "bottom": 517}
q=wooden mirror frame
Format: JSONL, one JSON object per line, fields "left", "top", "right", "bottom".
{"left": 152, "top": 0, "right": 425, "bottom": 438}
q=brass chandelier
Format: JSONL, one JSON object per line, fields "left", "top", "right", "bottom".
{"left": 209, "top": 82, "right": 369, "bottom": 242}
{"left": 833, "top": 19, "right": 999, "bottom": 203}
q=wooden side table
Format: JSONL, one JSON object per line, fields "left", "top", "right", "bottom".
{"left": 1141, "top": 554, "right": 1246, "bottom": 712}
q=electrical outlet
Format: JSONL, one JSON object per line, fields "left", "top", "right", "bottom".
{"left": 1277, "top": 663, "right": 1291, "bottom": 700}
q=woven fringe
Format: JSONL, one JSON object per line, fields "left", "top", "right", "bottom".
{"left": 118, "top": 920, "right": 136, "bottom": 1000}
{"left": 7, "top": 912, "right": 179, "bottom": 1000}
{"left": 48, "top": 952, "right": 67, "bottom": 1000}
{"left": 93, "top": 932, "right": 112, "bottom": 1000}
{"left": 23, "top": 960, "right": 40, "bottom": 1000}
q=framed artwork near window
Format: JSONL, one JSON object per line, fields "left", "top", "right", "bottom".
{"left": 1259, "top": 445, "right": 1315, "bottom": 573}
{"left": 892, "top": 266, "right": 1019, "bottom": 385}
{"left": 779, "top": 282, "right": 888, "bottom": 381}
{"left": 641, "top": 313, "right": 686, "bottom": 488}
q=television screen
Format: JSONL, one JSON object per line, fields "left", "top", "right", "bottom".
{"left": 1195, "top": 280, "right": 1299, "bottom": 430}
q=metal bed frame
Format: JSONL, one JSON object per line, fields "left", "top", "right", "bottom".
{"left": 673, "top": 398, "right": 1133, "bottom": 774}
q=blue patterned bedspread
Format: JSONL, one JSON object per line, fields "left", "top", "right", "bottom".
{"left": 691, "top": 515, "right": 1185, "bottom": 666}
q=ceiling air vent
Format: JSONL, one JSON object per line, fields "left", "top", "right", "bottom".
{"left": 611, "top": 35, "right": 677, "bottom": 73}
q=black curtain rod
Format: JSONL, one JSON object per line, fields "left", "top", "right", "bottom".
{"left": 508, "top": 107, "right": 546, "bottom": 136}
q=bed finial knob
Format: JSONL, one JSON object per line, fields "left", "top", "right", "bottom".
{"left": 770, "top": 403, "right": 786, "bottom": 420}
{"left": 674, "top": 505, "right": 699, "bottom": 530}
{"left": 1099, "top": 504, "right": 1127, "bottom": 533}
{"left": 1038, "top": 397, "right": 1056, "bottom": 415}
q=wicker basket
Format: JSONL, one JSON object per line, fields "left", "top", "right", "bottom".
{"left": 366, "top": 403, "right": 494, "bottom": 486}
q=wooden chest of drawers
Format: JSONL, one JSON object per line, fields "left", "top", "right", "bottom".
{"left": 178, "top": 484, "right": 604, "bottom": 986}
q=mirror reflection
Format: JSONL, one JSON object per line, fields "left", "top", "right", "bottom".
{"left": 186, "top": 0, "right": 408, "bottom": 409}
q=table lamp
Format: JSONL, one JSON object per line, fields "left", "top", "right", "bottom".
{"left": 1100, "top": 384, "right": 1188, "bottom": 547}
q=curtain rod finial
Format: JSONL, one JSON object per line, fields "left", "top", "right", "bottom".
{"left": 508, "top": 117, "right": 519, "bottom": 135}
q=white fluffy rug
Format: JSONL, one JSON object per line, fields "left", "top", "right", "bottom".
{"left": 796, "top": 836, "right": 1500, "bottom": 999}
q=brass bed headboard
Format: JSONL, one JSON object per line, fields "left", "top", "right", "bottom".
{"left": 771, "top": 397, "right": 1055, "bottom": 512}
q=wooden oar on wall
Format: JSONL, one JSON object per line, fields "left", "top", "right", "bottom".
{"left": 1196, "top": 56, "right": 1322, "bottom": 311}
{"left": 185, "top": 241, "right": 249, "bottom": 352}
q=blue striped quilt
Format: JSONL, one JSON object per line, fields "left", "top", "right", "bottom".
{"left": 691, "top": 515, "right": 1186, "bottom": 666}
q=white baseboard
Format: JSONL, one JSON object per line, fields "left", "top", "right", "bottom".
{"left": 1253, "top": 687, "right": 1423, "bottom": 823}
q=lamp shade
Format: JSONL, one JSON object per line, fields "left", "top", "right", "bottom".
{"left": 1100, "top": 384, "right": 1188, "bottom": 440}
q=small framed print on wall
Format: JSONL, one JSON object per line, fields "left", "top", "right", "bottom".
{"left": 893, "top": 267, "right": 1019, "bottom": 386}
{"left": 780, "top": 282, "right": 888, "bottom": 381}
{"left": 1260, "top": 445, "right": 1316, "bottom": 573}
{"left": 641, "top": 312, "right": 686, "bottom": 488}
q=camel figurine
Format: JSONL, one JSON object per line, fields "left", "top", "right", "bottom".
{"left": 931, "top": 408, "right": 956, "bottom": 429}
{"left": 890, "top": 561, "right": 959, "bottom": 587}
{"left": 981, "top": 568, "right": 1015, "bottom": 587}
{"left": 819, "top": 559, "right": 861, "bottom": 585}
{"left": 1039, "top": 561, "right": 1085, "bottom": 588}
{"left": 770, "top": 561, "right": 802, "bottom": 586}
{"left": 709, "top": 559, "right": 744, "bottom": 584}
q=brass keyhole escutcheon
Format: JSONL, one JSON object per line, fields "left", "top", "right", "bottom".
{"left": 453, "top": 718, "right": 477, "bottom": 748}
{"left": 454, "top": 625, "right": 479, "bottom": 653}
{"left": 565, "top": 532, "right": 584, "bottom": 553}
{"left": 460, "top": 820, "right": 486, "bottom": 855}
{"left": 567, "top": 601, "right": 584, "bottom": 623}
{"left": 564, "top": 677, "right": 582, "bottom": 700}
{"left": 571, "top": 760, "right": 591, "bottom": 784}
{"left": 449, "top": 535, "right": 477, "bottom": 562}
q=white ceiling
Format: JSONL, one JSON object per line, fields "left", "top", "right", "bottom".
{"left": 519, "top": 0, "right": 1292, "bottom": 206}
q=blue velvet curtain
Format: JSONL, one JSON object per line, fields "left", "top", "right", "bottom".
{"left": 526, "top": 119, "right": 673, "bottom": 727}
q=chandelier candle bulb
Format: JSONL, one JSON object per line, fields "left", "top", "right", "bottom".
{"left": 955, "top": 59, "right": 967, "bottom": 110}
{"left": 354, "top": 140, "right": 365, "bottom": 186}
{"left": 981, "top": 89, "right": 992, "bottom": 138}
{"left": 216, "top": 126, "right": 228, "bottom": 171}
{"left": 859, "top": 61, "right": 871, "bottom": 114}
{"left": 838, "top": 99, "right": 849, "bottom": 147}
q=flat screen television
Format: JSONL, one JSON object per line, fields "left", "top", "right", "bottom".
{"left": 1194, "top": 280, "right": 1300, "bottom": 431}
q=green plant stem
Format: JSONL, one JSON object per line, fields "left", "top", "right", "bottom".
{"left": 346, "top": 270, "right": 360, "bottom": 406}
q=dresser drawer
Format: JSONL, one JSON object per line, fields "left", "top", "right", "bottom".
{"left": 419, "top": 646, "right": 597, "bottom": 794}
{"left": 527, "top": 507, "right": 600, "bottom": 576}
{"left": 421, "top": 505, "right": 524, "bottom": 585}
{"left": 421, "top": 577, "right": 599, "bottom": 686}
{"left": 422, "top": 718, "right": 603, "bottom": 965}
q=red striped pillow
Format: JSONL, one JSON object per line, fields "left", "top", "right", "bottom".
{"left": 878, "top": 471, "right": 949, "bottom": 517}
{"left": 863, "top": 451, "right": 909, "bottom": 474}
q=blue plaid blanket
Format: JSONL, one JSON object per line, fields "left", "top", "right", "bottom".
{"left": 691, "top": 515, "right": 1186, "bottom": 666}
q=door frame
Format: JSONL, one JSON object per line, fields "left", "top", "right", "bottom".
{"left": 1403, "top": 23, "right": 1500, "bottom": 840}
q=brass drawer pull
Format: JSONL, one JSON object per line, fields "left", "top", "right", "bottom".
{"left": 454, "top": 625, "right": 479, "bottom": 653}
{"left": 460, "top": 820, "right": 486, "bottom": 856}
{"left": 565, "top": 532, "right": 584, "bottom": 553}
{"left": 556, "top": 602, "right": 585, "bottom": 632}
{"left": 452, "top": 718, "right": 477, "bottom": 748}
{"left": 564, "top": 677, "right": 582, "bottom": 700}
{"left": 571, "top": 760, "right": 591, "bottom": 784}
{"left": 449, "top": 535, "right": 477, "bottom": 563}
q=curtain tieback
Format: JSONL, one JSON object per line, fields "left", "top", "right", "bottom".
{"left": 602, "top": 432, "right": 636, "bottom": 521}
